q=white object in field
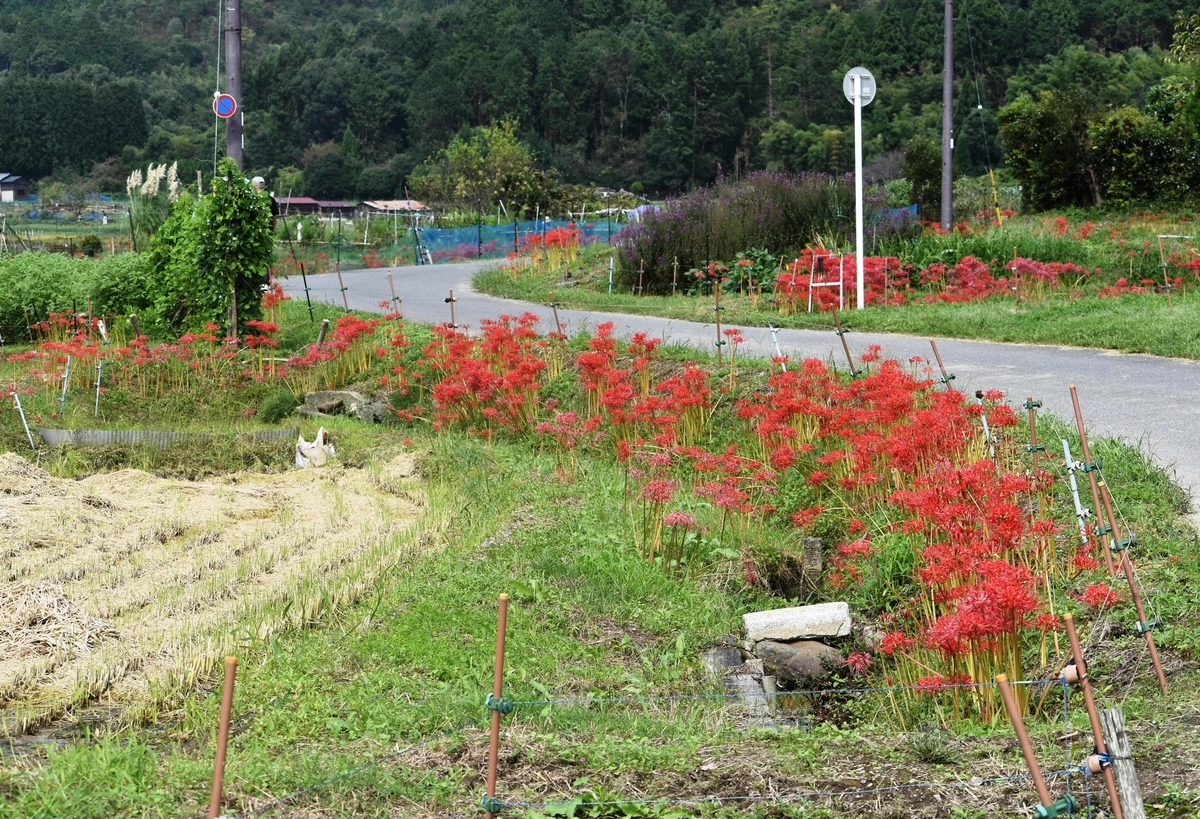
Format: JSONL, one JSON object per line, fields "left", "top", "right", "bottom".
{"left": 96, "top": 319, "right": 109, "bottom": 343}
{"left": 295, "top": 427, "right": 335, "bottom": 467}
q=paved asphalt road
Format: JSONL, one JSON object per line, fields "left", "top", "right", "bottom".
{"left": 284, "top": 261, "right": 1200, "bottom": 526}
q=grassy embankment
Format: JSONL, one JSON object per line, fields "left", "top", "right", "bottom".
{"left": 475, "top": 215, "right": 1200, "bottom": 360}
{"left": 1, "top": 298, "right": 1198, "bottom": 819}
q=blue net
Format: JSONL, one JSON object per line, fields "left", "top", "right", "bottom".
{"left": 402, "top": 220, "right": 621, "bottom": 264}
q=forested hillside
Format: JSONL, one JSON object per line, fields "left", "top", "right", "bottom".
{"left": 0, "top": 0, "right": 1197, "bottom": 205}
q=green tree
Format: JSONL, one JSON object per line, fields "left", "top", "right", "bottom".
{"left": 998, "top": 90, "right": 1102, "bottom": 209}
{"left": 408, "top": 120, "right": 542, "bottom": 212}
{"left": 149, "top": 159, "right": 274, "bottom": 336}
{"left": 903, "top": 136, "right": 941, "bottom": 219}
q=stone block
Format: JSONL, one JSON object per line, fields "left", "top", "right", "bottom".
{"left": 743, "top": 602, "right": 850, "bottom": 642}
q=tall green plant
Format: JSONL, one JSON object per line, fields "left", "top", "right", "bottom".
{"left": 148, "top": 159, "right": 274, "bottom": 336}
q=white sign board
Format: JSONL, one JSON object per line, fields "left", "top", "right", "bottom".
{"left": 842, "top": 67, "right": 876, "bottom": 106}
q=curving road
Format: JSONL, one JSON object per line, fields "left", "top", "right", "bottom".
{"left": 283, "top": 261, "right": 1200, "bottom": 526}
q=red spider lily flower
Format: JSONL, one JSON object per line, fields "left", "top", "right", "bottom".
{"left": 845, "top": 652, "right": 873, "bottom": 674}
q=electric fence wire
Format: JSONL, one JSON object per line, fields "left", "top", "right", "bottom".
{"left": 1096, "top": 463, "right": 1165, "bottom": 625}
{"left": 504, "top": 677, "right": 1059, "bottom": 709}
{"left": 961, "top": 5, "right": 996, "bottom": 175}
{"left": 223, "top": 681, "right": 1082, "bottom": 816}
{"left": 229, "top": 720, "right": 478, "bottom": 819}
{"left": 501, "top": 766, "right": 1085, "bottom": 812}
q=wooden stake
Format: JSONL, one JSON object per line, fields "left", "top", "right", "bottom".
{"left": 208, "top": 657, "right": 238, "bottom": 819}
{"left": 833, "top": 310, "right": 858, "bottom": 376}
{"left": 445, "top": 290, "right": 458, "bottom": 328}
{"left": 1098, "top": 481, "right": 1168, "bottom": 695}
{"left": 928, "top": 338, "right": 953, "bottom": 388}
{"left": 1025, "top": 396, "right": 1044, "bottom": 472}
{"left": 484, "top": 594, "right": 510, "bottom": 819}
{"left": 1063, "top": 614, "right": 1124, "bottom": 819}
{"left": 387, "top": 269, "right": 402, "bottom": 318}
{"left": 1069, "top": 385, "right": 1117, "bottom": 575}
{"left": 996, "top": 674, "right": 1053, "bottom": 806}
{"left": 315, "top": 318, "right": 329, "bottom": 350}
{"left": 1100, "top": 708, "right": 1146, "bottom": 819}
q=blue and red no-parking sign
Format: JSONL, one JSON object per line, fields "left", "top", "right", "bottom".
{"left": 213, "top": 94, "right": 238, "bottom": 118}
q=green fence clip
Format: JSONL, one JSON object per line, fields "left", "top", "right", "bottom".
{"left": 1023, "top": 398, "right": 1043, "bottom": 410}
{"left": 1080, "top": 460, "right": 1103, "bottom": 473}
{"left": 1111, "top": 535, "right": 1137, "bottom": 553}
{"left": 485, "top": 693, "right": 515, "bottom": 714}
{"left": 1136, "top": 617, "right": 1164, "bottom": 634}
{"left": 1092, "top": 524, "right": 1113, "bottom": 538}
{"left": 1026, "top": 444, "right": 1047, "bottom": 453}
{"left": 835, "top": 327, "right": 850, "bottom": 337}
{"left": 1034, "top": 795, "right": 1079, "bottom": 818}
{"left": 480, "top": 794, "right": 504, "bottom": 814}
{"left": 939, "top": 374, "right": 956, "bottom": 384}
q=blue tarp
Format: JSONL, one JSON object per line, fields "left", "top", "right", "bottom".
{"left": 409, "top": 219, "right": 620, "bottom": 263}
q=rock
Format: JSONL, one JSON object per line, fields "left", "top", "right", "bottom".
{"left": 701, "top": 645, "right": 744, "bottom": 676}
{"left": 755, "top": 640, "right": 843, "bottom": 682}
{"left": 743, "top": 602, "right": 851, "bottom": 643}
{"left": 721, "top": 658, "right": 770, "bottom": 722}
{"left": 304, "top": 390, "right": 368, "bottom": 415}
{"left": 802, "top": 537, "right": 823, "bottom": 574}
{"left": 354, "top": 396, "right": 393, "bottom": 424}
{"left": 301, "top": 390, "right": 393, "bottom": 424}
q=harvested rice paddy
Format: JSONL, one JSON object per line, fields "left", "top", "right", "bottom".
{"left": 0, "top": 451, "right": 435, "bottom": 737}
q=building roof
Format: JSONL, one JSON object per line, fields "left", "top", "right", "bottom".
{"left": 0, "top": 173, "right": 26, "bottom": 185}
{"left": 316, "top": 200, "right": 358, "bottom": 209}
{"left": 362, "top": 199, "right": 429, "bottom": 212}
{"left": 274, "top": 196, "right": 320, "bottom": 206}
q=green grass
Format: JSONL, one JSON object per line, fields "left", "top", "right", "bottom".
{"left": 2, "top": 421, "right": 1196, "bottom": 818}
{"left": 2, "top": 303, "right": 1198, "bottom": 817}
{"left": 477, "top": 261, "right": 1200, "bottom": 359}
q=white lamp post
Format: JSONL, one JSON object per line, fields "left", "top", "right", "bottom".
{"left": 843, "top": 67, "right": 876, "bottom": 310}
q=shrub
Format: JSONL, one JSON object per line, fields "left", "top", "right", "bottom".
{"left": 259, "top": 389, "right": 301, "bottom": 423}
{"left": 80, "top": 234, "right": 103, "bottom": 257}
{"left": 615, "top": 171, "right": 856, "bottom": 293}
{"left": 0, "top": 253, "right": 92, "bottom": 340}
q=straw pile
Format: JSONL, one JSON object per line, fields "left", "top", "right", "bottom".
{"left": 0, "top": 450, "right": 438, "bottom": 736}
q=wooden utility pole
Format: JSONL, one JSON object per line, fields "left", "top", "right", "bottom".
{"left": 941, "top": 0, "right": 953, "bottom": 231}
{"left": 224, "top": 0, "right": 244, "bottom": 169}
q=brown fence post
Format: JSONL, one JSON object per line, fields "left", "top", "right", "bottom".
{"left": 208, "top": 656, "right": 238, "bottom": 819}
{"left": 996, "top": 674, "right": 1077, "bottom": 817}
{"left": 1063, "top": 613, "right": 1123, "bottom": 819}
{"left": 1069, "top": 385, "right": 1117, "bottom": 575}
{"left": 1097, "top": 482, "right": 1168, "bottom": 695}
{"left": 928, "top": 338, "right": 953, "bottom": 389}
{"left": 483, "top": 593, "right": 510, "bottom": 819}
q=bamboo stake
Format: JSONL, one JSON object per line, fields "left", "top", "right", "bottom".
{"left": 996, "top": 674, "right": 1053, "bottom": 806}
{"left": 833, "top": 310, "right": 859, "bottom": 376}
{"left": 1025, "top": 396, "right": 1045, "bottom": 472}
{"left": 11, "top": 391, "right": 36, "bottom": 450}
{"left": 1069, "top": 385, "right": 1117, "bottom": 576}
{"left": 672, "top": 256, "right": 679, "bottom": 294}
{"left": 928, "top": 338, "right": 954, "bottom": 388}
{"left": 484, "top": 594, "right": 510, "bottom": 819}
{"left": 1063, "top": 613, "right": 1124, "bottom": 819}
{"left": 387, "top": 269, "right": 402, "bottom": 318}
{"left": 445, "top": 290, "right": 458, "bottom": 328}
{"left": 1097, "top": 481, "right": 1168, "bottom": 695}
{"left": 315, "top": 319, "right": 329, "bottom": 350}
{"left": 713, "top": 267, "right": 724, "bottom": 367}
{"left": 208, "top": 657, "right": 238, "bottom": 819}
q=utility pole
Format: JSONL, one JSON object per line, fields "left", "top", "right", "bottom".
{"left": 224, "top": 0, "right": 243, "bottom": 169}
{"left": 941, "top": 0, "right": 953, "bottom": 231}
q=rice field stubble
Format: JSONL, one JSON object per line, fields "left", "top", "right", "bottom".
{"left": 0, "top": 448, "right": 440, "bottom": 737}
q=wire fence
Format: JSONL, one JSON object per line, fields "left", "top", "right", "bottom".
{"left": 226, "top": 677, "right": 1101, "bottom": 819}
